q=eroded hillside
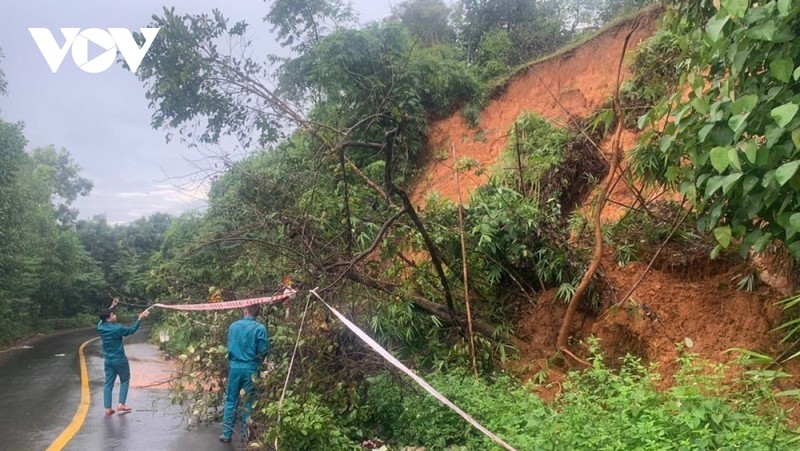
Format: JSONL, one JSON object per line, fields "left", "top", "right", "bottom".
{"left": 410, "top": 8, "right": 660, "bottom": 206}
{"left": 410, "top": 6, "right": 800, "bottom": 397}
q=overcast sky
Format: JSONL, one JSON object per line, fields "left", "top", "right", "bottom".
{"left": 0, "top": 0, "right": 393, "bottom": 224}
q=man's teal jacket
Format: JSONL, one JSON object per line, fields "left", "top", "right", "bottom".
{"left": 97, "top": 319, "right": 140, "bottom": 361}
{"left": 227, "top": 316, "right": 269, "bottom": 370}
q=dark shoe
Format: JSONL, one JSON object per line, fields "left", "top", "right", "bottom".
{"left": 219, "top": 436, "right": 231, "bottom": 443}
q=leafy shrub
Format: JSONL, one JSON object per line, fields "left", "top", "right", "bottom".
{"left": 475, "top": 29, "right": 515, "bottom": 82}
{"left": 494, "top": 113, "right": 571, "bottom": 193}
{"left": 410, "top": 44, "right": 482, "bottom": 119}
{"left": 363, "top": 342, "right": 800, "bottom": 450}
{"left": 620, "top": 29, "right": 681, "bottom": 127}
{"left": 263, "top": 394, "right": 361, "bottom": 450}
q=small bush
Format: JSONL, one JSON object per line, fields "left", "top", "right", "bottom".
{"left": 363, "top": 342, "right": 800, "bottom": 450}
{"left": 264, "top": 394, "right": 361, "bottom": 450}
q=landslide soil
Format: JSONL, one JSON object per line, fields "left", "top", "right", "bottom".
{"left": 410, "top": 6, "right": 800, "bottom": 400}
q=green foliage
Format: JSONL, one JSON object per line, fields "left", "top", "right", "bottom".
{"left": 454, "top": 0, "right": 566, "bottom": 66}
{"left": 265, "top": 0, "right": 355, "bottom": 53}
{"left": 633, "top": 0, "right": 800, "bottom": 260}
{"left": 364, "top": 343, "right": 800, "bottom": 450}
{"left": 263, "top": 394, "right": 361, "bottom": 450}
{"left": 475, "top": 29, "right": 515, "bottom": 81}
{"left": 0, "top": 118, "right": 109, "bottom": 344}
{"left": 393, "top": 0, "right": 455, "bottom": 46}
{"left": 620, "top": 29, "right": 681, "bottom": 127}
{"left": 28, "top": 146, "right": 93, "bottom": 225}
{"left": 416, "top": 184, "right": 582, "bottom": 324}
{"left": 775, "top": 292, "right": 800, "bottom": 354}
{"left": 495, "top": 112, "right": 571, "bottom": 193}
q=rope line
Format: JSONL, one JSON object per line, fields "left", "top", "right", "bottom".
{"left": 147, "top": 287, "right": 518, "bottom": 450}
{"left": 145, "top": 289, "right": 296, "bottom": 313}
{"left": 274, "top": 292, "right": 312, "bottom": 451}
{"left": 309, "top": 289, "right": 518, "bottom": 451}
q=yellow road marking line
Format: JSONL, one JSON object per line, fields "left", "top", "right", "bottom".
{"left": 47, "top": 337, "right": 98, "bottom": 451}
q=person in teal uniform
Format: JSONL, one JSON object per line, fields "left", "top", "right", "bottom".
{"left": 219, "top": 303, "right": 269, "bottom": 443}
{"left": 97, "top": 298, "right": 150, "bottom": 416}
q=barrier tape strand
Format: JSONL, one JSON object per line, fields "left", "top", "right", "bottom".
{"left": 309, "top": 289, "right": 518, "bottom": 451}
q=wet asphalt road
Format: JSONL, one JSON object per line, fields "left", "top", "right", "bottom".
{"left": 0, "top": 326, "right": 243, "bottom": 451}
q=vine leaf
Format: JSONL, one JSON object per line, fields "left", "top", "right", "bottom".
{"left": 706, "top": 14, "right": 729, "bottom": 42}
{"left": 715, "top": 226, "right": 732, "bottom": 248}
{"left": 770, "top": 58, "right": 794, "bottom": 83}
{"left": 771, "top": 103, "right": 798, "bottom": 128}
{"left": 721, "top": 0, "right": 748, "bottom": 19}
{"left": 775, "top": 160, "right": 800, "bottom": 186}
{"left": 710, "top": 146, "right": 730, "bottom": 173}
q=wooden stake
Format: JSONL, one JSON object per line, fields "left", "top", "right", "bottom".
{"left": 453, "top": 144, "right": 479, "bottom": 379}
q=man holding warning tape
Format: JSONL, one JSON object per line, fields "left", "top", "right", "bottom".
{"left": 220, "top": 286, "right": 295, "bottom": 443}
{"left": 97, "top": 298, "right": 150, "bottom": 416}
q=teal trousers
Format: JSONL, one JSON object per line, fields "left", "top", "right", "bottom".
{"left": 103, "top": 359, "right": 130, "bottom": 409}
{"left": 221, "top": 368, "right": 256, "bottom": 440}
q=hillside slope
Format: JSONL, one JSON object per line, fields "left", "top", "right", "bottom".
{"left": 410, "top": 7, "right": 800, "bottom": 394}
{"left": 410, "top": 8, "right": 660, "bottom": 206}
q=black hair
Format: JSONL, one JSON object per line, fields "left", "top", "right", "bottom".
{"left": 244, "top": 304, "right": 261, "bottom": 316}
{"left": 99, "top": 309, "right": 114, "bottom": 321}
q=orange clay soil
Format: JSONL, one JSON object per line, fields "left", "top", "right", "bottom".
{"left": 409, "top": 6, "right": 800, "bottom": 402}
{"left": 409, "top": 8, "right": 660, "bottom": 209}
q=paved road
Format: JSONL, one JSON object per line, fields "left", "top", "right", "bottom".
{"left": 0, "top": 325, "right": 241, "bottom": 451}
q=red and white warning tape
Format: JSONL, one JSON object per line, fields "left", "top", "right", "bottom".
{"left": 148, "top": 287, "right": 517, "bottom": 450}
{"left": 309, "top": 289, "right": 518, "bottom": 451}
{"left": 146, "top": 288, "right": 296, "bottom": 312}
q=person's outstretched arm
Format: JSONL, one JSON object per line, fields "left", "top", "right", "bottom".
{"left": 120, "top": 310, "right": 149, "bottom": 336}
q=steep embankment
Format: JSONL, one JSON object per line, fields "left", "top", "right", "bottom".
{"left": 411, "top": 6, "right": 800, "bottom": 394}
{"left": 410, "top": 8, "right": 660, "bottom": 206}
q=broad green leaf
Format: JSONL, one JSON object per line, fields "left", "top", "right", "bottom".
{"left": 771, "top": 103, "right": 799, "bottom": 128}
{"left": 747, "top": 21, "right": 776, "bottom": 41}
{"left": 728, "top": 112, "right": 749, "bottom": 135}
{"left": 666, "top": 166, "right": 679, "bottom": 182}
{"left": 706, "top": 14, "right": 730, "bottom": 42}
{"left": 728, "top": 147, "right": 742, "bottom": 172}
{"left": 728, "top": 147, "right": 742, "bottom": 171}
{"left": 740, "top": 139, "right": 758, "bottom": 163}
{"left": 710, "top": 146, "right": 730, "bottom": 172}
{"left": 733, "top": 49, "right": 751, "bottom": 76}
{"left": 790, "top": 213, "right": 800, "bottom": 231}
{"left": 699, "top": 124, "right": 715, "bottom": 143}
{"left": 722, "top": 173, "right": 742, "bottom": 193}
{"left": 762, "top": 170, "right": 776, "bottom": 187}
{"left": 794, "top": 66, "right": 800, "bottom": 81}
{"left": 792, "top": 128, "right": 800, "bottom": 149}
{"left": 731, "top": 94, "right": 757, "bottom": 114}
{"left": 705, "top": 175, "right": 725, "bottom": 197}
{"left": 778, "top": 0, "right": 791, "bottom": 16}
{"left": 742, "top": 175, "right": 759, "bottom": 194}
{"left": 721, "top": 0, "right": 748, "bottom": 18}
{"left": 788, "top": 241, "right": 800, "bottom": 259}
{"left": 659, "top": 135, "right": 674, "bottom": 152}
{"left": 692, "top": 97, "right": 709, "bottom": 114}
{"left": 770, "top": 58, "right": 794, "bottom": 83}
{"left": 715, "top": 226, "right": 732, "bottom": 248}
{"left": 775, "top": 160, "right": 800, "bottom": 186}
{"left": 754, "top": 232, "right": 772, "bottom": 252}
{"left": 637, "top": 113, "right": 648, "bottom": 129}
